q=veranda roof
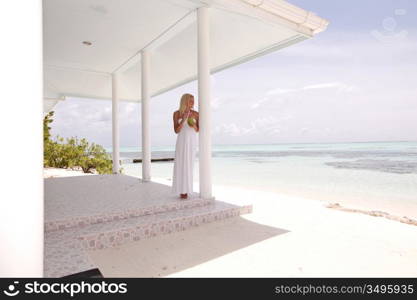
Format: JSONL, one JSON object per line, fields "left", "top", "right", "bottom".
{"left": 43, "top": 0, "right": 328, "bottom": 103}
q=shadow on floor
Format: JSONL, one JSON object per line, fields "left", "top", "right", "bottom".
{"left": 62, "top": 268, "right": 103, "bottom": 278}
{"left": 87, "top": 216, "right": 289, "bottom": 277}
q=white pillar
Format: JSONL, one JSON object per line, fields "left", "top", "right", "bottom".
{"left": 197, "top": 7, "right": 214, "bottom": 200}
{"left": 141, "top": 50, "right": 151, "bottom": 181}
{"left": 112, "top": 73, "right": 120, "bottom": 174}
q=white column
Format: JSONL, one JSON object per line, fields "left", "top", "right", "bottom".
{"left": 141, "top": 50, "right": 151, "bottom": 181}
{"left": 112, "top": 73, "right": 120, "bottom": 174}
{"left": 197, "top": 7, "right": 214, "bottom": 200}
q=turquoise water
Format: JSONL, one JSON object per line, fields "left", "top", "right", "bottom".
{"left": 110, "top": 141, "right": 417, "bottom": 218}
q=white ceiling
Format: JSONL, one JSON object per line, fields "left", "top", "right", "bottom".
{"left": 43, "top": 0, "right": 328, "bottom": 102}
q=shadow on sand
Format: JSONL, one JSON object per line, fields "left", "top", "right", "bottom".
{"left": 87, "top": 216, "right": 289, "bottom": 277}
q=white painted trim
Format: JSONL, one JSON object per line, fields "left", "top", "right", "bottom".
{"left": 111, "top": 0, "right": 329, "bottom": 76}
{"left": 242, "top": 0, "right": 330, "bottom": 33}
{"left": 193, "top": 0, "right": 329, "bottom": 36}
{"left": 45, "top": 64, "right": 110, "bottom": 75}
{"left": 57, "top": 93, "right": 139, "bottom": 103}
{"left": 44, "top": 97, "right": 66, "bottom": 101}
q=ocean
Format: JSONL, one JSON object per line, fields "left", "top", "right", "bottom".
{"left": 107, "top": 141, "right": 417, "bottom": 219}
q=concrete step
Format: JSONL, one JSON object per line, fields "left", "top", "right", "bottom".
{"left": 77, "top": 200, "right": 252, "bottom": 250}
{"left": 44, "top": 200, "right": 252, "bottom": 277}
{"left": 45, "top": 197, "right": 214, "bottom": 232}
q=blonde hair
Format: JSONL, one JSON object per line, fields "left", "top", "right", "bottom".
{"left": 179, "top": 93, "right": 194, "bottom": 114}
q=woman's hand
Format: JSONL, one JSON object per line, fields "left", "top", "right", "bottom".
{"left": 175, "top": 110, "right": 191, "bottom": 133}
{"left": 181, "top": 110, "right": 191, "bottom": 123}
{"left": 190, "top": 114, "right": 198, "bottom": 132}
{"left": 174, "top": 110, "right": 189, "bottom": 133}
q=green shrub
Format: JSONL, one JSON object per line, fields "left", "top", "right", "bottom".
{"left": 43, "top": 111, "right": 117, "bottom": 174}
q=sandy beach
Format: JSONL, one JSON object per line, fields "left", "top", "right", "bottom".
{"left": 44, "top": 168, "right": 417, "bottom": 277}
{"left": 44, "top": 167, "right": 95, "bottom": 178}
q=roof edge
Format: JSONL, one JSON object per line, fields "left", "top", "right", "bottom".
{"left": 244, "top": 0, "right": 330, "bottom": 34}
{"left": 200, "top": 0, "right": 329, "bottom": 36}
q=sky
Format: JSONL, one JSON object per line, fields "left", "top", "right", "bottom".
{"left": 50, "top": 0, "right": 417, "bottom": 148}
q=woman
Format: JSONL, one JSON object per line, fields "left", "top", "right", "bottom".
{"left": 171, "top": 93, "right": 199, "bottom": 199}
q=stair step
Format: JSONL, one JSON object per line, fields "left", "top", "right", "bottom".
{"left": 45, "top": 197, "right": 214, "bottom": 232}
{"left": 77, "top": 201, "right": 251, "bottom": 250}
{"left": 44, "top": 200, "right": 252, "bottom": 277}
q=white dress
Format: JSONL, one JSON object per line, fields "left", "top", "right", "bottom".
{"left": 171, "top": 114, "right": 198, "bottom": 195}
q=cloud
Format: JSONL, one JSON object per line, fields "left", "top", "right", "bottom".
{"left": 215, "top": 116, "right": 286, "bottom": 137}
{"left": 303, "top": 82, "right": 342, "bottom": 90}
{"left": 302, "top": 82, "right": 359, "bottom": 93}
{"left": 120, "top": 102, "right": 138, "bottom": 126}
{"left": 211, "top": 97, "right": 221, "bottom": 110}
{"left": 250, "top": 81, "right": 358, "bottom": 109}
{"left": 300, "top": 127, "right": 309, "bottom": 135}
{"left": 214, "top": 122, "right": 242, "bottom": 136}
{"left": 250, "top": 97, "right": 268, "bottom": 109}
{"left": 250, "top": 87, "right": 297, "bottom": 108}
{"left": 266, "top": 88, "right": 296, "bottom": 96}
{"left": 278, "top": 32, "right": 417, "bottom": 62}
{"left": 50, "top": 97, "right": 140, "bottom": 145}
